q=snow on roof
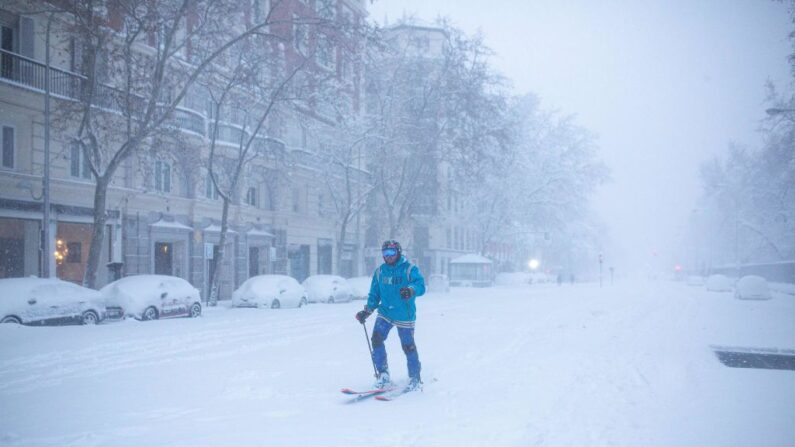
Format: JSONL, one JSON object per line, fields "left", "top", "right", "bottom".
{"left": 150, "top": 219, "right": 194, "bottom": 231}
{"left": 450, "top": 254, "right": 493, "bottom": 264}
{"left": 202, "top": 225, "right": 237, "bottom": 234}
{"left": 247, "top": 229, "right": 275, "bottom": 238}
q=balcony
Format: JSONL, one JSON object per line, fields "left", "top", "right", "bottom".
{"left": 0, "top": 48, "right": 204, "bottom": 137}
{"left": 171, "top": 107, "right": 205, "bottom": 136}
{"left": 210, "top": 122, "right": 248, "bottom": 146}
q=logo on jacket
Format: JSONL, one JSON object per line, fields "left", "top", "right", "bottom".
{"left": 382, "top": 276, "right": 405, "bottom": 285}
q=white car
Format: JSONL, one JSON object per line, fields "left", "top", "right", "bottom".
{"left": 232, "top": 275, "right": 307, "bottom": 309}
{"left": 347, "top": 276, "right": 372, "bottom": 300}
{"left": 735, "top": 275, "right": 772, "bottom": 300}
{"left": 0, "top": 277, "right": 106, "bottom": 325}
{"left": 685, "top": 275, "right": 705, "bottom": 286}
{"left": 101, "top": 275, "right": 202, "bottom": 321}
{"left": 303, "top": 275, "right": 353, "bottom": 303}
{"left": 705, "top": 274, "right": 732, "bottom": 292}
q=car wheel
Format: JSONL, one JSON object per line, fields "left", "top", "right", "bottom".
{"left": 299, "top": 297, "right": 307, "bottom": 307}
{"left": 271, "top": 299, "right": 281, "bottom": 309}
{"left": 81, "top": 310, "right": 99, "bottom": 325}
{"left": 142, "top": 306, "right": 159, "bottom": 321}
{"left": 189, "top": 303, "right": 202, "bottom": 318}
{"left": 1, "top": 315, "right": 21, "bottom": 324}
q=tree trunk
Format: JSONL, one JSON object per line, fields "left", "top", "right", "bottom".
{"left": 208, "top": 197, "right": 231, "bottom": 305}
{"left": 335, "top": 218, "right": 349, "bottom": 276}
{"left": 83, "top": 175, "right": 110, "bottom": 288}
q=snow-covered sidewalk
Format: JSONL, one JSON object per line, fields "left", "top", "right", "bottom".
{"left": 1, "top": 280, "right": 793, "bottom": 446}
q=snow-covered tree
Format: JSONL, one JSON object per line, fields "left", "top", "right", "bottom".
{"left": 51, "top": 0, "right": 288, "bottom": 288}
{"left": 460, "top": 95, "right": 608, "bottom": 266}
{"left": 203, "top": 7, "right": 361, "bottom": 301}
{"left": 363, "top": 20, "right": 512, "bottom": 242}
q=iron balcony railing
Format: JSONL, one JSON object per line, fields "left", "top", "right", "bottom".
{"left": 210, "top": 122, "right": 248, "bottom": 146}
{"left": 0, "top": 48, "right": 205, "bottom": 137}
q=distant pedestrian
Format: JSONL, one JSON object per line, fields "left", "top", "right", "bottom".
{"left": 569, "top": 273, "right": 575, "bottom": 285}
{"left": 556, "top": 274, "right": 563, "bottom": 286}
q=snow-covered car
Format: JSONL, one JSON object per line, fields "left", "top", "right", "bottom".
{"left": 685, "top": 275, "right": 705, "bottom": 286}
{"left": 529, "top": 272, "right": 552, "bottom": 284}
{"left": 734, "top": 275, "right": 772, "bottom": 300}
{"left": 232, "top": 275, "right": 308, "bottom": 309}
{"left": 347, "top": 276, "right": 372, "bottom": 300}
{"left": 302, "top": 275, "right": 353, "bottom": 303}
{"left": 705, "top": 274, "right": 732, "bottom": 292}
{"left": 101, "top": 275, "right": 202, "bottom": 321}
{"left": 428, "top": 274, "right": 450, "bottom": 293}
{"left": 0, "top": 277, "right": 106, "bottom": 325}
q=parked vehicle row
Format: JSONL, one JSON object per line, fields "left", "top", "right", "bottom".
{"left": 0, "top": 273, "right": 374, "bottom": 326}
{"left": 0, "top": 275, "right": 203, "bottom": 326}
{"left": 688, "top": 274, "right": 773, "bottom": 300}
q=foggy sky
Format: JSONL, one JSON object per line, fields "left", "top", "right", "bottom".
{"left": 369, "top": 0, "right": 791, "bottom": 272}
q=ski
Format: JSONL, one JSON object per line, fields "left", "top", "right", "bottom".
{"left": 374, "top": 386, "right": 420, "bottom": 401}
{"left": 341, "top": 387, "right": 394, "bottom": 403}
{"left": 374, "top": 378, "right": 433, "bottom": 401}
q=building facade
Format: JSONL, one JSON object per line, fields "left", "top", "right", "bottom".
{"left": 0, "top": 0, "right": 368, "bottom": 298}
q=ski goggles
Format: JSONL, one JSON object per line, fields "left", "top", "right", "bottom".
{"left": 381, "top": 248, "right": 398, "bottom": 257}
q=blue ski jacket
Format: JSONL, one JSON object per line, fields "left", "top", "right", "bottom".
{"left": 366, "top": 256, "right": 425, "bottom": 324}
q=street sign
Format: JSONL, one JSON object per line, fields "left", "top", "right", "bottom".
{"left": 204, "top": 243, "right": 214, "bottom": 260}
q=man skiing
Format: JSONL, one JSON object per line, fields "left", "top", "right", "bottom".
{"left": 355, "top": 240, "right": 426, "bottom": 391}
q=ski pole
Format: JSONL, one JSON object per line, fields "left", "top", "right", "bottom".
{"left": 362, "top": 321, "right": 379, "bottom": 378}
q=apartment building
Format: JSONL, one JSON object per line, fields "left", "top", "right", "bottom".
{"left": 0, "top": 0, "right": 368, "bottom": 298}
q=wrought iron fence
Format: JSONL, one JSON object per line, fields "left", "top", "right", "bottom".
{"left": 1, "top": 48, "right": 204, "bottom": 136}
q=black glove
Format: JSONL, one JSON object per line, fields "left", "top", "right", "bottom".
{"left": 355, "top": 307, "right": 373, "bottom": 324}
{"left": 399, "top": 287, "right": 414, "bottom": 300}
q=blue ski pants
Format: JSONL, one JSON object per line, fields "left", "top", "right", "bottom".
{"left": 371, "top": 316, "right": 421, "bottom": 380}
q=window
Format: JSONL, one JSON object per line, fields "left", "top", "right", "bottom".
{"left": 300, "top": 125, "right": 308, "bottom": 149}
{"left": 249, "top": 246, "right": 260, "bottom": 277}
{"left": 205, "top": 173, "right": 219, "bottom": 200}
{"left": 262, "top": 184, "right": 275, "bottom": 211}
{"left": 252, "top": 0, "right": 270, "bottom": 24}
{"left": 66, "top": 242, "right": 82, "bottom": 263}
{"left": 155, "top": 160, "right": 171, "bottom": 193}
{"left": 70, "top": 144, "right": 91, "bottom": 179}
{"left": 246, "top": 186, "right": 257, "bottom": 207}
{"left": 316, "top": 35, "right": 334, "bottom": 70}
{"left": 293, "top": 14, "right": 307, "bottom": 55}
{"left": 317, "top": 0, "right": 336, "bottom": 20}
{"left": 318, "top": 193, "right": 325, "bottom": 216}
{"left": 1, "top": 13, "right": 33, "bottom": 57}
{"left": 1, "top": 125, "right": 13, "bottom": 169}
{"left": 340, "top": 5, "right": 353, "bottom": 25}
{"left": 292, "top": 188, "right": 302, "bottom": 213}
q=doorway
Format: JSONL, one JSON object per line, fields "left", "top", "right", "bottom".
{"left": 154, "top": 242, "right": 173, "bottom": 275}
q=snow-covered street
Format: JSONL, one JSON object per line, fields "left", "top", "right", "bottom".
{"left": 1, "top": 281, "right": 793, "bottom": 447}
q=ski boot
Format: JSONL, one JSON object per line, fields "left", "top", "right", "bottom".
{"left": 373, "top": 371, "right": 392, "bottom": 389}
{"left": 404, "top": 376, "right": 423, "bottom": 392}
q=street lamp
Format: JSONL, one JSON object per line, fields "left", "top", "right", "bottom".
{"left": 528, "top": 259, "right": 540, "bottom": 270}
